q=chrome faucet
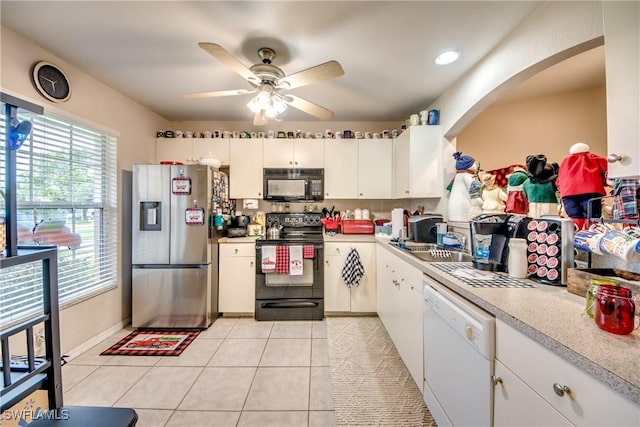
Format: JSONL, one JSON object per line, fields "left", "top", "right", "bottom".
{"left": 441, "top": 231, "right": 468, "bottom": 252}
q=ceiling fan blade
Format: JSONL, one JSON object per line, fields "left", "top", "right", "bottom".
{"left": 278, "top": 61, "right": 344, "bottom": 89}
{"left": 198, "top": 42, "right": 261, "bottom": 84}
{"left": 182, "top": 88, "right": 256, "bottom": 99}
{"left": 284, "top": 94, "right": 334, "bottom": 120}
{"left": 253, "top": 111, "right": 268, "bottom": 126}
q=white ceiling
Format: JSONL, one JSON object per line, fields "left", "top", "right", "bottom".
{"left": 1, "top": 1, "right": 604, "bottom": 123}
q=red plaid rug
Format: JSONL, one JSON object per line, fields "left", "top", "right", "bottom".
{"left": 100, "top": 330, "right": 199, "bottom": 356}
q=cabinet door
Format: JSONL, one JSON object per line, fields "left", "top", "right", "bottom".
{"left": 349, "top": 243, "right": 376, "bottom": 312}
{"left": 497, "top": 319, "right": 640, "bottom": 426}
{"left": 156, "top": 138, "right": 193, "bottom": 164}
{"left": 263, "top": 138, "right": 294, "bottom": 168}
{"left": 229, "top": 138, "right": 264, "bottom": 199}
{"left": 192, "top": 138, "right": 230, "bottom": 166}
{"left": 393, "top": 135, "right": 411, "bottom": 198}
{"left": 410, "top": 126, "right": 443, "bottom": 197}
{"left": 324, "top": 244, "right": 351, "bottom": 312}
{"left": 494, "top": 360, "right": 572, "bottom": 427}
{"left": 293, "top": 138, "right": 325, "bottom": 168}
{"left": 324, "top": 139, "right": 358, "bottom": 199}
{"left": 396, "top": 259, "right": 424, "bottom": 392}
{"left": 219, "top": 255, "right": 256, "bottom": 313}
{"left": 358, "top": 139, "right": 392, "bottom": 198}
{"left": 603, "top": 1, "right": 640, "bottom": 178}
{"left": 376, "top": 245, "right": 396, "bottom": 330}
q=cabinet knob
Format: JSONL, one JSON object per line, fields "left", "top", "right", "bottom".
{"left": 491, "top": 376, "right": 503, "bottom": 386}
{"left": 607, "top": 153, "right": 623, "bottom": 163}
{"left": 234, "top": 248, "right": 238, "bottom": 254}
{"left": 405, "top": 190, "right": 410, "bottom": 194}
{"left": 289, "top": 161, "right": 293, "bottom": 165}
{"left": 250, "top": 261, "right": 254, "bottom": 267}
{"left": 552, "top": 383, "right": 572, "bottom": 397}
{"left": 326, "top": 192, "right": 329, "bottom": 196}
{"left": 294, "top": 161, "right": 298, "bottom": 165}
{"left": 359, "top": 193, "right": 363, "bottom": 196}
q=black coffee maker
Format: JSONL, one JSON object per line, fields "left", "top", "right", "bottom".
{"left": 470, "top": 214, "right": 531, "bottom": 271}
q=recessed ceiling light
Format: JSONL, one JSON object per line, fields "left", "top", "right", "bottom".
{"left": 435, "top": 50, "right": 460, "bottom": 65}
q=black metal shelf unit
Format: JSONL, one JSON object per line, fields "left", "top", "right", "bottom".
{"left": 0, "top": 245, "right": 62, "bottom": 412}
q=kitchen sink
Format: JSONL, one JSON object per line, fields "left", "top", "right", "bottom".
{"left": 409, "top": 250, "right": 473, "bottom": 263}
{"left": 390, "top": 242, "right": 473, "bottom": 263}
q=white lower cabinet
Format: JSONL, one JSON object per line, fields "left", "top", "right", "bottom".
{"left": 494, "top": 359, "right": 571, "bottom": 426}
{"left": 376, "top": 243, "right": 423, "bottom": 392}
{"left": 218, "top": 242, "right": 256, "bottom": 314}
{"left": 324, "top": 242, "right": 376, "bottom": 313}
{"left": 494, "top": 319, "right": 640, "bottom": 426}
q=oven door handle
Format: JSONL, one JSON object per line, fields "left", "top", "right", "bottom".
{"left": 261, "top": 300, "right": 320, "bottom": 309}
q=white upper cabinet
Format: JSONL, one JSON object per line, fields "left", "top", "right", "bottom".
{"left": 229, "top": 138, "right": 263, "bottom": 199}
{"left": 358, "top": 139, "right": 393, "bottom": 199}
{"left": 263, "top": 138, "right": 325, "bottom": 168}
{"left": 393, "top": 126, "right": 443, "bottom": 198}
{"left": 324, "top": 139, "right": 359, "bottom": 199}
{"left": 156, "top": 138, "right": 230, "bottom": 165}
{"left": 603, "top": 1, "right": 640, "bottom": 178}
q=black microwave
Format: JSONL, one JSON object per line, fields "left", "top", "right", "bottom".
{"left": 263, "top": 168, "right": 324, "bottom": 202}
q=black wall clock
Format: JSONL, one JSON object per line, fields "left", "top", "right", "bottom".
{"left": 32, "top": 61, "right": 71, "bottom": 102}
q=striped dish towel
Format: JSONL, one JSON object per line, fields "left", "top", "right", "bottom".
{"left": 276, "top": 245, "right": 290, "bottom": 274}
{"left": 303, "top": 245, "right": 315, "bottom": 259}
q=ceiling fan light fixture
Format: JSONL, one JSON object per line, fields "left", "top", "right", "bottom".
{"left": 247, "top": 86, "right": 287, "bottom": 119}
{"left": 434, "top": 50, "right": 460, "bottom": 65}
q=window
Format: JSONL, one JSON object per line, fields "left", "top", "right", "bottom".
{"left": 1, "top": 112, "right": 117, "bottom": 326}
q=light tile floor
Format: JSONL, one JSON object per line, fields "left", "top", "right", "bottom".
{"left": 64, "top": 317, "right": 336, "bottom": 427}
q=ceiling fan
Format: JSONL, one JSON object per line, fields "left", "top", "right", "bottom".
{"left": 183, "top": 43, "right": 344, "bottom": 125}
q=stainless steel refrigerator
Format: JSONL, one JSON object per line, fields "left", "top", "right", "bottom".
{"left": 132, "top": 164, "right": 218, "bottom": 329}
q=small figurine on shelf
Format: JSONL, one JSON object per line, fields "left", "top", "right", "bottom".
{"left": 504, "top": 167, "right": 529, "bottom": 215}
{"left": 448, "top": 152, "right": 478, "bottom": 222}
{"left": 480, "top": 173, "right": 507, "bottom": 214}
{"left": 557, "top": 142, "right": 608, "bottom": 230}
{"left": 467, "top": 170, "right": 484, "bottom": 220}
{"left": 522, "top": 154, "right": 560, "bottom": 218}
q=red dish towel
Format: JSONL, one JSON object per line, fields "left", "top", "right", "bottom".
{"left": 276, "top": 246, "right": 290, "bottom": 274}
{"left": 303, "top": 245, "right": 315, "bottom": 259}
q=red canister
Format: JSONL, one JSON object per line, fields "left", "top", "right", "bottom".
{"left": 593, "top": 285, "right": 637, "bottom": 335}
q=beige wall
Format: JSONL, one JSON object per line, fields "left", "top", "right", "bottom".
{"left": 456, "top": 86, "right": 607, "bottom": 171}
{"left": 1, "top": 26, "right": 169, "bottom": 354}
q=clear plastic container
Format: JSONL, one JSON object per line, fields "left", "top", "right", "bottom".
{"left": 507, "top": 238, "right": 528, "bottom": 278}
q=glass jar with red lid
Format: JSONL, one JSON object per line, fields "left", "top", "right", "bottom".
{"left": 593, "top": 285, "right": 638, "bottom": 335}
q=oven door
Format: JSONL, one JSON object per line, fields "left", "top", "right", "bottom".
{"left": 255, "top": 241, "right": 323, "bottom": 300}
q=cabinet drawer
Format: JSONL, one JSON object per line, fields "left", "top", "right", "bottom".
{"left": 220, "top": 243, "right": 256, "bottom": 257}
{"left": 496, "top": 319, "right": 639, "bottom": 426}
{"left": 324, "top": 243, "right": 351, "bottom": 257}
{"left": 494, "top": 360, "right": 571, "bottom": 426}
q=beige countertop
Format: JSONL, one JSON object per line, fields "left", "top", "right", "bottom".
{"left": 218, "top": 236, "right": 259, "bottom": 243}
{"left": 377, "top": 240, "right": 640, "bottom": 405}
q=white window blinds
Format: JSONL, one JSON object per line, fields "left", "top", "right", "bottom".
{"left": 1, "top": 112, "right": 117, "bottom": 326}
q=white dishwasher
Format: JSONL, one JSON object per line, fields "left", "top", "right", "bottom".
{"left": 423, "top": 274, "right": 495, "bottom": 427}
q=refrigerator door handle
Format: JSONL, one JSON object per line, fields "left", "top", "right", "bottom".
{"left": 133, "top": 264, "right": 208, "bottom": 269}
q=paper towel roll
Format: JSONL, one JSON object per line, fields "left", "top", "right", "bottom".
{"left": 391, "top": 208, "right": 404, "bottom": 238}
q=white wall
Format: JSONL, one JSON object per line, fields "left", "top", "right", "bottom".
{"left": 1, "top": 26, "right": 169, "bottom": 353}
{"left": 431, "top": 1, "right": 604, "bottom": 140}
